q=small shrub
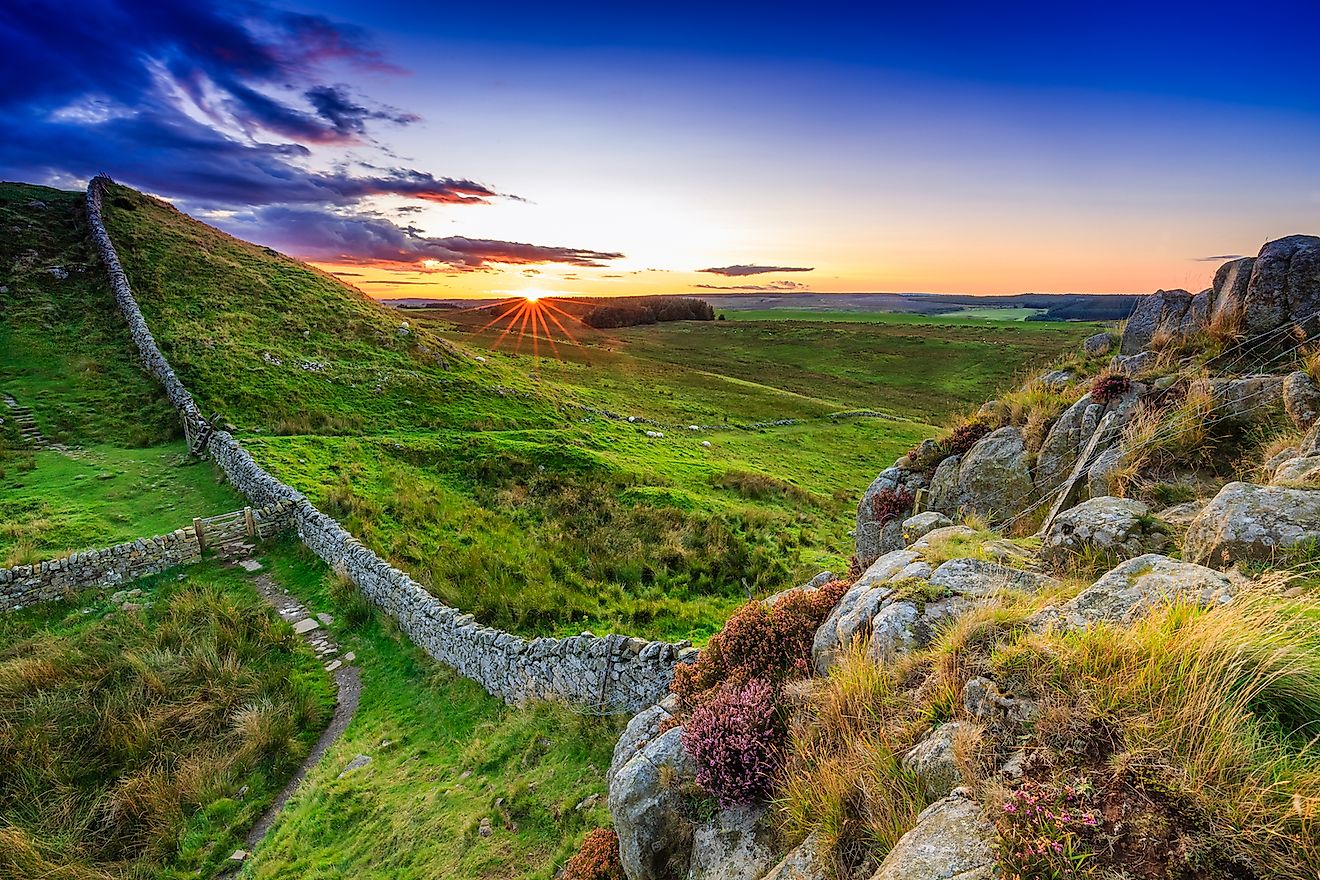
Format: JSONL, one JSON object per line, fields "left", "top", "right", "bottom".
{"left": 995, "top": 779, "right": 1100, "bottom": 879}
{"left": 870, "top": 486, "right": 914, "bottom": 527}
{"left": 671, "top": 579, "right": 848, "bottom": 710}
{"left": 946, "top": 420, "right": 993, "bottom": 456}
{"left": 1088, "top": 373, "right": 1131, "bottom": 405}
{"left": 682, "top": 679, "right": 784, "bottom": 807}
{"left": 562, "top": 828, "right": 625, "bottom": 880}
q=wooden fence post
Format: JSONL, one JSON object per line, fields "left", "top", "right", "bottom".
{"left": 244, "top": 506, "right": 256, "bottom": 538}
{"left": 193, "top": 517, "right": 206, "bottom": 553}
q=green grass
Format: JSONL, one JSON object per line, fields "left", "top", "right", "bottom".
{"left": 0, "top": 442, "right": 244, "bottom": 565}
{"left": 721, "top": 307, "right": 1061, "bottom": 325}
{"left": 243, "top": 539, "right": 622, "bottom": 880}
{"left": 0, "top": 557, "right": 334, "bottom": 880}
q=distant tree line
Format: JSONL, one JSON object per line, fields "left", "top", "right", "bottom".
{"left": 582, "top": 296, "right": 715, "bottom": 328}
{"left": 1025, "top": 296, "right": 1141, "bottom": 321}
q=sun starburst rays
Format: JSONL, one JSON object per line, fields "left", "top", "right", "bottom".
{"left": 468, "top": 294, "right": 583, "bottom": 358}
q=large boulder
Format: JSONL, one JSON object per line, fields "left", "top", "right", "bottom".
{"left": 1272, "top": 455, "right": 1320, "bottom": 487}
{"left": 1184, "top": 482, "right": 1320, "bottom": 566}
{"left": 856, "top": 465, "right": 929, "bottom": 569}
{"left": 927, "top": 427, "right": 1034, "bottom": 524}
{"left": 687, "top": 805, "right": 779, "bottom": 880}
{"left": 759, "top": 833, "right": 829, "bottom": 880}
{"left": 902, "top": 511, "right": 954, "bottom": 545}
{"left": 1208, "top": 256, "right": 1254, "bottom": 330}
{"left": 1033, "top": 386, "right": 1143, "bottom": 498}
{"left": 1030, "top": 554, "right": 1234, "bottom": 632}
{"left": 1041, "top": 496, "right": 1168, "bottom": 566}
{"left": 1186, "top": 375, "right": 1284, "bottom": 424}
{"left": 610, "top": 727, "right": 696, "bottom": 880}
{"left": 1120, "top": 288, "right": 1194, "bottom": 354}
{"left": 1284, "top": 371, "right": 1320, "bottom": 429}
{"left": 903, "top": 722, "right": 981, "bottom": 801}
{"left": 1241, "top": 235, "right": 1320, "bottom": 337}
{"left": 609, "top": 695, "right": 678, "bottom": 787}
{"left": 813, "top": 550, "right": 922, "bottom": 674}
{"left": 1083, "top": 331, "right": 1114, "bottom": 357}
{"left": 867, "top": 793, "right": 997, "bottom": 880}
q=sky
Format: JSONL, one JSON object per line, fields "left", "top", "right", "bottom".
{"left": 3, "top": 0, "right": 1319, "bottom": 300}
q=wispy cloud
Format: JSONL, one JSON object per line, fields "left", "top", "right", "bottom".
{"left": 1192, "top": 254, "right": 1246, "bottom": 261}
{"left": 695, "top": 280, "right": 810, "bottom": 291}
{"left": 699, "top": 264, "right": 814, "bottom": 276}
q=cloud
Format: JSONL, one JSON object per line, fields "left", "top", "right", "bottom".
{"left": 695, "top": 280, "right": 811, "bottom": 291}
{"left": 218, "top": 206, "right": 624, "bottom": 272}
{"left": 699, "top": 264, "right": 814, "bottom": 276}
{"left": 0, "top": 0, "right": 506, "bottom": 208}
{"left": 1193, "top": 254, "right": 1247, "bottom": 261}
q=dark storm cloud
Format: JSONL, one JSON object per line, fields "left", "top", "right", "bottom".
{"left": 698, "top": 265, "right": 814, "bottom": 276}
{"left": 0, "top": 0, "right": 504, "bottom": 206}
{"left": 218, "top": 206, "right": 624, "bottom": 271}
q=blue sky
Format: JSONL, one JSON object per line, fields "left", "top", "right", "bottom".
{"left": 3, "top": 0, "right": 1318, "bottom": 297}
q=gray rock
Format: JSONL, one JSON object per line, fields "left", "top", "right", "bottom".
{"left": 1038, "top": 369, "right": 1074, "bottom": 389}
{"left": 1155, "top": 500, "right": 1204, "bottom": 529}
{"left": 1083, "top": 332, "right": 1113, "bottom": 356}
{"left": 609, "top": 696, "right": 678, "bottom": 787}
{"left": 867, "top": 793, "right": 997, "bottom": 880}
{"left": 687, "top": 805, "right": 779, "bottom": 880}
{"left": 927, "top": 558, "right": 1057, "bottom": 598}
{"left": 1187, "top": 375, "right": 1284, "bottom": 424}
{"left": 1184, "top": 482, "right": 1320, "bottom": 566}
{"left": 1272, "top": 455, "right": 1320, "bottom": 487}
{"left": 856, "top": 466, "right": 928, "bottom": 569}
{"left": 867, "top": 597, "right": 972, "bottom": 665}
{"left": 1109, "top": 350, "right": 1158, "bottom": 375}
{"left": 1209, "top": 256, "right": 1254, "bottom": 330}
{"left": 1242, "top": 235, "right": 1320, "bottom": 337}
{"left": 812, "top": 550, "right": 919, "bottom": 674}
{"left": 928, "top": 427, "right": 1034, "bottom": 524}
{"left": 1031, "top": 554, "right": 1233, "bottom": 632}
{"left": 1284, "top": 371, "right": 1320, "bottom": 430}
{"left": 903, "top": 722, "right": 980, "bottom": 801}
{"left": 610, "top": 726, "right": 697, "bottom": 880}
{"left": 901, "top": 511, "right": 953, "bottom": 545}
{"left": 1041, "top": 496, "right": 1168, "bottom": 565}
{"left": 759, "top": 832, "right": 829, "bottom": 880}
{"left": 1120, "top": 288, "right": 1193, "bottom": 355}
{"left": 962, "top": 676, "right": 1037, "bottom": 725}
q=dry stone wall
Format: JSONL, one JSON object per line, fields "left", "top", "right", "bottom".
{"left": 86, "top": 178, "right": 692, "bottom": 714}
{"left": 0, "top": 500, "right": 295, "bottom": 612}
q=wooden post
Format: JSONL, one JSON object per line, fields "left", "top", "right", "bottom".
{"left": 911, "top": 488, "right": 929, "bottom": 516}
{"left": 193, "top": 517, "right": 206, "bottom": 553}
{"left": 244, "top": 506, "right": 256, "bottom": 538}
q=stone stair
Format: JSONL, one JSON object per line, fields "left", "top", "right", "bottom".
{"left": 2, "top": 394, "right": 46, "bottom": 447}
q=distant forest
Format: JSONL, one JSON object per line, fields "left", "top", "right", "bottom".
{"left": 581, "top": 296, "right": 715, "bottom": 328}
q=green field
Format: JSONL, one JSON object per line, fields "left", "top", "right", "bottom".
{"left": 719, "top": 306, "right": 1059, "bottom": 324}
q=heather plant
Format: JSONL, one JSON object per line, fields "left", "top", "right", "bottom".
{"left": 561, "top": 828, "right": 625, "bottom": 880}
{"left": 995, "top": 779, "right": 1100, "bottom": 880}
{"left": 681, "top": 679, "right": 784, "bottom": 807}
{"left": 1088, "top": 372, "right": 1131, "bottom": 405}
{"left": 671, "top": 579, "right": 849, "bottom": 711}
{"left": 869, "top": 486, "right": 915, "bottom": 527}
{"left": 906, "top": 419, "right": 994, "bottom": 475}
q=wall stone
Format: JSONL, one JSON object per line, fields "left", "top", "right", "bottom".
{"left": 87, "top": 178, "right": 692, "bottom": 714}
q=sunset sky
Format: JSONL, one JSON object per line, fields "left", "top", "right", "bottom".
{"left": 4, "top": 1, "right": 1320, "bottom": 299}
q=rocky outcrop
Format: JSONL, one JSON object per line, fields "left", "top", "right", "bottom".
{"left": 1187, "top": 375, "right": 1284, "bottom": 424}
{"left": 759, "top": 833, "right": 829, "bottom": 880}
{"left": 813, "top": 550, "right": 922, "bottom": 674}
{"left": 1033, "top": 387, "right": 1142, "bottom": 500}
{"left": 1041, "top": 496, "right": 1168, "bottom": 566}
{"left": 867, "top": 793, "right": 997, "bottom": 880}
{"left": 1208, "top": 256, "right": 1254, "bottom": 330}
{"left": 1184, "top": 482, "right": 1320, "bottom": 566}
{"left": 856, "top": 465, "right": 929, "bottom": 569}
{"left": 1120, "top": 288, "right": 1196, "bottom": 355}
{"left": 1284, "top": 371, "right": 1320, "bottom": 429}
{"left": 609, "top": 696, "right": 678, "bottom": 787}
{"left": 1030, "top": 554, "right": 1233, "bottom": 632}
{"left": 688, "top": 806, "right": 779, "bottom": 880}
{"left": 903, "top": 722, "right": 980, "bottom": 801}
{"left": 1083, "top": 332, "right": 1113, "bottom": 356}
{"left": 902, "top": 511, "right": 954, "bottom": 545}
{"left": 1241, "top": 235, "right": 1320, "bottom": 337}
{"left": 610, "top": 726, "right": 696, "bottom": 880}
{"left": 927, "top": 427, "right": 1034, "bottom": 524}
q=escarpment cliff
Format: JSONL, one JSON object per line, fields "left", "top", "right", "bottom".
{"left": 604, "top": 239, "right": 1320, "bottom": 880}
